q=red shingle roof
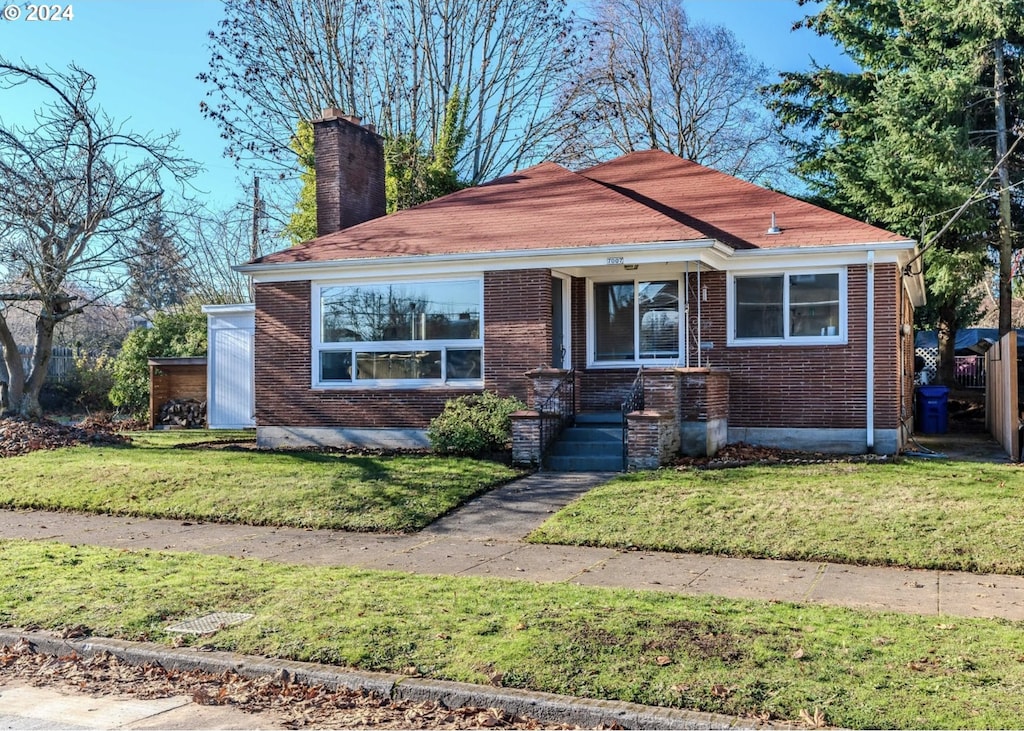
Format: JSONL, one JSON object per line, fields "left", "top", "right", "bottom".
{"left": 254, "top": 150, "right": 907, "bottom": 266}
{"left": 580, "top": 150, "right": 906, "bottom": 250}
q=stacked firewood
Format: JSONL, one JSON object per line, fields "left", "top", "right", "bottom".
{"left": 157, "top": 398, "right": 206, "bottom": 428}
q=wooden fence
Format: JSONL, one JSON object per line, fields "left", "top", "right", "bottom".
{"left": 985, "top": 332, "right": 1019, "bottom": 461}
{"left": 14, "top": 345, "right": 75, "bottom": 383}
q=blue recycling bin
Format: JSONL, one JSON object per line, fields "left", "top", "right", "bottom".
{"left": 915, "top": 385, "right": 949, "bottom": 434}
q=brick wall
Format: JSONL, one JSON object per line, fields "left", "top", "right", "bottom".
{"left": 483, "top": 269, "right": 551, "bottom": 401}
{"left": 901, "top": 284, "right": 916, "bottom": 429}
{"left": 695, "top": 264, "right": 901, "bottom": 430}
{"left": 254, "top": 262, "right": 904, "bottom": 434}
{"left": 678, "top": 369, "right": 729, "bottom": 422}
{"left": 254, "top": 269, "right": 551, "bottom": 429}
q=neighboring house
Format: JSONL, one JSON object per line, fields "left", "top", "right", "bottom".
{"left": 237, "top": 109, "right": 925, "bottom": 463}
{"left": 914, "top": 329, "right": 1024, "bottom": 389}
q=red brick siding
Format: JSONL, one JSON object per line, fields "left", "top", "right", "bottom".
{"left": 255, "top": 262, "right": 905, "bottom": 433}
{"left": 901, "top": 284, "right": 916, "bottom": 428}
{"left": 872, "top": 265, "right": 900, "bottom": 429}
{"left": 696, "top": 264, "right": 901, "bottom": 430}
{"left": 579, "top": 370, "right": 637, "bottom": 411}
{"left": 642, "top": 369, "right": 680, "bottom": 413}
{"left": 255, "top": 270, "right": 551, "bottom": 429}
{"left": 483, "top": 269, "right": 551, "bottom": 400}
{"left": 255, "top": 281, "right": 474, "bottom": 429}
{"left": 570, "top": 276, "right": 587, "bottom": 372}
{"left": 678, "top": 370, "right": 729, "bottom": 422}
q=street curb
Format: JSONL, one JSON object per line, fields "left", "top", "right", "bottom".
{"left": 0, "top": 629, "right": 787, "bottom": 730}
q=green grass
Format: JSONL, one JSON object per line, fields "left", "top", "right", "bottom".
{"left": 123, "top": 429, "right": 256, "bottom": 447}
{"left": 0, "top": 432, "right": 519, "bottom": 532}
{"left": 2, "top": 539, "right": 1024, "bottom": 729}
{"left": 528, "top": 459, "right": 1024, "bottom": 574}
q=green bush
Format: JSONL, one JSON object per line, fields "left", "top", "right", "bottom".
{"left": 72, "top": 352, "right": 116, "bottom": 412}
{"left": 109, "top": 305, "right": 207, "bottom": 418}
{"left": 427, "top": 392, "right": 526, "bottom": 456}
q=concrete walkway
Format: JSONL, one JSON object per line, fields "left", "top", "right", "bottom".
{"left": 1, "top": 433, "right": 1022, "bottom": 620}
{"left": 1, "top": 430, "right": 1021, "bottom": 730}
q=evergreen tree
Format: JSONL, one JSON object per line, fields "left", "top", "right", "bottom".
{"left": 768, "top": 0, "right": 1024, "bottom": 384}
{"left": 124, "top": 213, "right": 193, "bottom": 315}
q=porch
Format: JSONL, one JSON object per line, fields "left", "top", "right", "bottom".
{"left": 511, "top": 366, "right": 729, "bottom": 470}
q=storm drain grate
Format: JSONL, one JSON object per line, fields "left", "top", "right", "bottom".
{"left": 165, "top": 612, "right": 254, "bottom": 635}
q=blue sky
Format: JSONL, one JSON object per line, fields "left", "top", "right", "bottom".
{"left": 0, "top": 0, "right": 853, "bottom": 206}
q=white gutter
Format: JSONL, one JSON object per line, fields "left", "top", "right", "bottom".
{"left": 728, "top": 240, "right": 916, "bottom": 258}
{"left": 866, "top": 251, "right": 875, "bottom": 453}
{"left": 234, "top": 239, "right": 732, "bottom": 279}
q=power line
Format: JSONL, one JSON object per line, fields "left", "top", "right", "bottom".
{"left": 905, "top": 133, "right": 1024, "bottom": 275}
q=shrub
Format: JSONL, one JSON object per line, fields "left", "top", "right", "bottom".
{"left": 427, "top": 392, "right": 526, "bottom": 456}
{"left": 109, "top": 305, "right": 207, "bottom": 418}
{"left": 71, "top": 352, "right": 116, "bottom": 412}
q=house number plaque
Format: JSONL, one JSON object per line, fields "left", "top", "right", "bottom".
{"left": 606, "top": 256, "right": 625, "bottom": 265}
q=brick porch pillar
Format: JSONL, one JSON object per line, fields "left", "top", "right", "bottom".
{"left": 678, "top": 368, "right": 730, "bottom": 457}
{"left": 511, "top": 367, "right": 573, "bottom": 466}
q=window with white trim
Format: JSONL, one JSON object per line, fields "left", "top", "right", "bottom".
{"left": 730, "top": 269, "right": 845, "bottom": 344}
{"left": 313, "top": 278, "right": 483, "bottom": 386}
{"left": 592, "top": 279, "right": 680, "bottom": 364}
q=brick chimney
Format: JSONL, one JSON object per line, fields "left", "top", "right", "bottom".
{"left": 313, "top": 108, "right": 386, "bottom": 237}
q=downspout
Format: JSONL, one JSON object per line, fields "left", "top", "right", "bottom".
{"left": 683, "top": 262, "right": 690, "bottom": 368}
{"left": 866, "top": 251, "right": 876, "bottom": 453}
{"left": 696, "top": 263, "right": 703, "bottom": 368}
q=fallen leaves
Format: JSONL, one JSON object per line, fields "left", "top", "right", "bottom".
{"left": 799, "top": 707, "right": 826, "bottom": 728}
{"left": 672, "top": 442, "right": 890, "bottom": 470}
{"left": 0, "top": 641, "right": 575, "bottom": 729}
{"left": 0, "top": 415, "right": 130, "bottom": 458}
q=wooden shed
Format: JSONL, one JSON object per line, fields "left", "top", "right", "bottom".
{"left": 148, "top": 357, "right": 207, "bottom": 429}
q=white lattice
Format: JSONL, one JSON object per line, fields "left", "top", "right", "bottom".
{"left": 914, "top": 348, "right": 938, "bottom": 385}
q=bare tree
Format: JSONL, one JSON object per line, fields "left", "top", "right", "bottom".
{"left": 181, "top": 192, "right": 270, "bottom": 305}
{"left": 199, "top": 0, "right": 582, "bottom": 186}
{"left": 550, "top": 0, "right": 783, "bottom": 181}
{"left": 0, "top": 58, "right": 197, "bottom": 416}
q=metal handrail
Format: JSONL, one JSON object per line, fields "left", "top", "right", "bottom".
{"left": 538, "top": 368, "right": 576, "bottom": 465}
{"left": 621, "top": 367, "right": 645, "bottom": 470}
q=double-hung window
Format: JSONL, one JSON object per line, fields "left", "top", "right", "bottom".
{"left": 592, "top": 279, "right": 680, "bottom": 364}
{"left": 313, "top": 278, "right": 483, "bottom": 386}
{"left": 730, "top": 269, "right": 845, "bottom": 345}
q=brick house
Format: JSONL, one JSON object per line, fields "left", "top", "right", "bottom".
{"left": 237, "top": 109, "right": 925, "bottom": 467}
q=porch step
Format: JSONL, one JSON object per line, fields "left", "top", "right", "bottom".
{"left": 545, "top": 412, "right": 625, "bottom": 472}
{"left": 573, "top": 411, "right": 624, "bottom": 426}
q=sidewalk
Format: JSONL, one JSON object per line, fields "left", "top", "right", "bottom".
{"left": 1, "top": 440, "right": 1023, "bottom": 620}
{"left": 1, "top": 432, "right": 1020, "bottom": 729}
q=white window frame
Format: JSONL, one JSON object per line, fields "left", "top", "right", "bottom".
{"left": 311, "top": 276, "right": 484, "bottom": 389}
{"left": 586, "top": 276, "right": 684, "bottom": 368}
{"left": 727, "top": 267, "right": 847, "bottom": 346}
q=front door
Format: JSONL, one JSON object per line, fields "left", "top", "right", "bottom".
{"left": 551, "top": 276, "right": 570, "bottom": 368}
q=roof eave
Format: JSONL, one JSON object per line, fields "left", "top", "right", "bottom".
{"left": 234, "top": 238, "right": 732, "bottom": 280}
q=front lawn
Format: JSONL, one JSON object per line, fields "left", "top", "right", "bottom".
{"left": 528, "top": 459, "right": 1024, "bottom": 574}
{"left": 2, "top": 539, "right": 1023, "bottom": 729}
{"left": 0, "top": 431, "right": 519, "bottom": 532}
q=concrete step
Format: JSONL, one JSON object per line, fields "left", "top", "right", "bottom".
{"left": 547, "top": 440, "right": 624, "bottom": 457}
{"left": 557, "top": 426, "right": 623, "bottom": 443}
{"left": 545, "top": 453, "right": 625, "bottom": 472}
{"left": 574, "top": 411, "right": 624, "bottom": 426}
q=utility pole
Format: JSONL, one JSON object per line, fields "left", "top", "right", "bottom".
{"left": 250, "top": 175, "right": 261, "bottom": 301}
{"left": 994, "top": 40, "right": 1014, "bottom": 336}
